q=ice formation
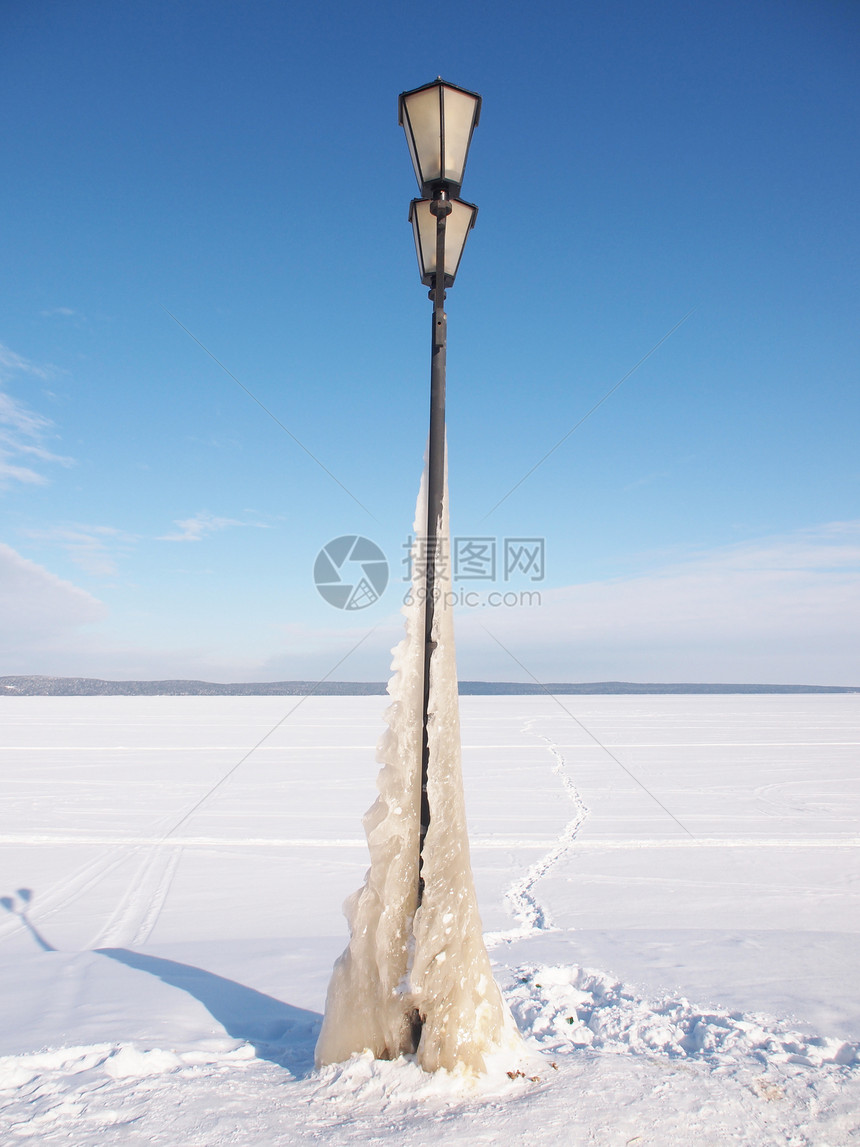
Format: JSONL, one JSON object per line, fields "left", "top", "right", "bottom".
{"left": 315, "top": 464, "right": 521, "bottom": 1073}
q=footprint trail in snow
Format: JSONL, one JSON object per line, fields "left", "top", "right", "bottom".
{"left": 485, "top": 720, "right": 589, "bottom": 948}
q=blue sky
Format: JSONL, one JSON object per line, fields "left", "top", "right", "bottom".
{"left": 2, "top": 0, "right": 858, "bottom": 684}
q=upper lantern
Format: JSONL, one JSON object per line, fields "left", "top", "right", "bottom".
{"left": 398, "top": 79, "right": 482, "bottom": 199}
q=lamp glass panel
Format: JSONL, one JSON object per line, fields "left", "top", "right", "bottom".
{"left": 410, "top": 200, "right": 436, "bottom": 281}
{"left": 402, "top": 86, "right": 442, "bottom": 191}
{"left": 441, "top": 86, "right": 478, "bottom": 185}
{"left": 409, "top": 199, "right": 476, "bottom": 284}
{"left": 442, "top": 199, "right": 477, "bottom": 278}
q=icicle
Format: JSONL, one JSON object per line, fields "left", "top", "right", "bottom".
{"left": 315, "top": 456, "right": 521, "bottom": 1073}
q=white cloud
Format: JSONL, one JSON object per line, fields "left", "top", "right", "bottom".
{"left": 0, "top": 543, "right": 107, "bottom": 657}
{"left": 0, "top": 345, "right": 51, "bottom": 380}
{"left": 0, "top": 343, "right": 73, "bottom": 487}
{"left": 4, "top": 520, "right": 856, "bottom": 687}
{"left": 455, "top": 521, "right": 860, "bottom": 686}
{"left": 0, "top": 541, "right": 254, "bottom": 678}
{"left": 247, "top": 522, "right": 860, "bottom": 687}
{"left": 22, "top": 524, "right": 137, "bottom": 577}
{"left": 158, "top": 511, "right": 245, "bottom": 542}
{"left": 256, "top": 618, "right": 402, "bottom": 681}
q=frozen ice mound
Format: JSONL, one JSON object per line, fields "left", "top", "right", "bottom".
{"left": 316, "top": 462, "right": 520, "bottom": 1074}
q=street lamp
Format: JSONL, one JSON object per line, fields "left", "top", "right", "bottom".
{"left": 399, "top": 78, "right": 481, "bottom": 911}
{"left": 314, "top": 84, "right": 510, "bottom": 1072}
{"left": 398, "top": 78, "right": 481, "bottom": 199}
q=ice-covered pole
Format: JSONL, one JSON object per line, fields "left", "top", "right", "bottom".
{"left": 400, "top": 77, "right": 483, "bottom": 1059}
{"left": 418, "top": 191, "right": 450, "bottom": 910}
{"left": 315, "top": 81, "right": 522, "bottom": 1075}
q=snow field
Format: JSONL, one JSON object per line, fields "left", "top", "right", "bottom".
{"left": 0, "top": 693, "right": 859, "bottom": 1143}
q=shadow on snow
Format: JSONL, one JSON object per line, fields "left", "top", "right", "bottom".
{"left": 97, "top": 947, "right": 322, "bottom": 1076}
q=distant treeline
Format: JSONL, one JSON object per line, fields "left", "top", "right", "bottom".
{"left": 1, "top": 676, "right": 857, "bottom": 697}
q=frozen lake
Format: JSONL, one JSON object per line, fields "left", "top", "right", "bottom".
{"left": 1, "top": 694, "right": 859, "bottom": 1143}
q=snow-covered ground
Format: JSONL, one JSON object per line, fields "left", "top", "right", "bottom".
{"left": 1, "top": 693, "right": 859, "bottom": 1144}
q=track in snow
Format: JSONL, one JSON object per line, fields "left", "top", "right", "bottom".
{"left": 485, "top": 721, "right": 589, "bottom": 948}
{"left": 0, "top": 805, "right": 186, "bottom": 952}
{"left": 87, "top": 845, "right": 184, "bottom": 950}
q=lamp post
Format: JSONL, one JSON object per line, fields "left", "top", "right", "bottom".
{"left": 314, "top": 85, "right": 506, "bottom": 1071}
{"left": 399, "top": 79, "right": 481, "bottom": 907}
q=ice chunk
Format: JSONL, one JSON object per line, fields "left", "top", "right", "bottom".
{"left": 315, "top": 459, "right": 520, "bottom": 1073}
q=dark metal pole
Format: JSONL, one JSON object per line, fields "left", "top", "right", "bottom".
{"left": 417, "top": 191, "right": 451, "bottom": 908}
{"left": 408, "top": 191, "right": 452, "bottom": 1054}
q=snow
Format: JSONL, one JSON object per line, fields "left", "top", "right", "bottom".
{"left": 1, "top": 690, "right": 859, "bottom": 1143}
